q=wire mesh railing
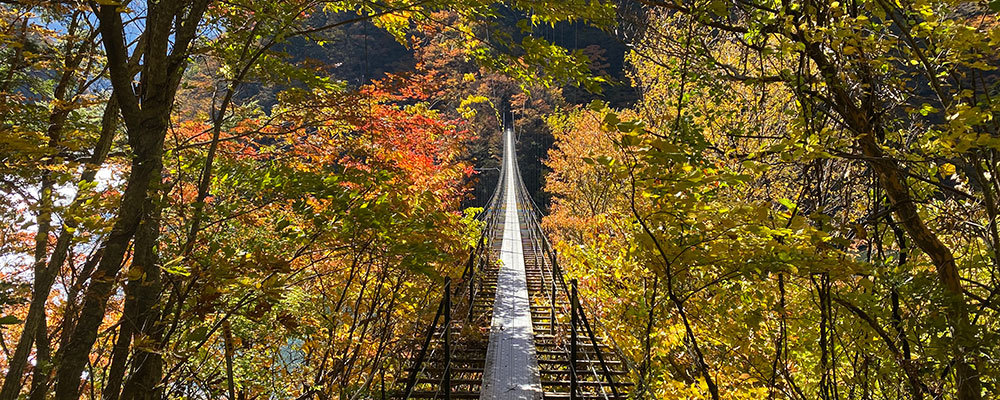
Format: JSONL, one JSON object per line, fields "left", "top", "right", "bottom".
{"left": 399, "top": 126, "right": 630, "bottom": 399}
{"left": 506, "top": 128, "right": 629, "bottom": 400}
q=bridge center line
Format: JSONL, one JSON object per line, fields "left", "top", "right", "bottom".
{"left": 479, "top": 128, "right": 543, "bottom": 400}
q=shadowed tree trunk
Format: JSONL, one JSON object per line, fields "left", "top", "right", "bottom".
{"left": 0, "top": 12, "right": 92, "bottom": 398}
{"left": 52, "top": 2, "right": 210, "bottom": 399}
{"left": 118, "top": 197, "right": 165, "bottom": 400}
{"left": 799, "top": 37, "right": 983, "bottom": 400}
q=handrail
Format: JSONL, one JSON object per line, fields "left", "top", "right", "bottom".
{"left": 403, "top": 189, "right": 500, "bottom": 398}
{"left": 506, "top": 130, "right": 626, "bottom": 398}
{"left": 574, "top": 279, "right": 621, "bottom": 398}
{"left": 402, "top": 293, "right": 445, "bottom": 399}
{"left": 571, "top": 281, "right": 579, "bottom": 400}
{"left": 443, "top": 278, "right": 452, "bottom": 400}
{"left": 404, "top": 126, "right": 626, "bottom": 399}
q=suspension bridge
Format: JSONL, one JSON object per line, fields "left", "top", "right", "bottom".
{"left": 397, "top": 128, "right": 630, "bottom": 400}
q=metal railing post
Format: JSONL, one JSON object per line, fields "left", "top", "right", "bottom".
{"left": 466, "top": 246, "right": 476, "bottom": 320}
{"left": 571, "top": 279, "right": 579, "bottom": 400}
{"left": 550, "top": 276, "right": 557, "bottom": 335}
{"left": 443, "top": 277, "right": 452, "bottom": 400}
{"left": 463, "top": 250, "right": 475, "bottom": 281}
{"left": 403, "top": 297, "right": 445, "bottom": 399}
{"left": 550, "top": 250, "right": 558, "bottom": 335}
{"left": 579, "top": 298, "right": 621, "bottom": 398}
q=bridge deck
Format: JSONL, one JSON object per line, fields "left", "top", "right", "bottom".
{"left": 479, "top": 129, "right": 543, "bottom": 400}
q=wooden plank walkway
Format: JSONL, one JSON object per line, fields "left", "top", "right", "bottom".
{"left": 479, "top": 128, "right": 543, "bottom": 400}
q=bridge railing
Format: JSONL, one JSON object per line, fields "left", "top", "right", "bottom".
{"left": 507, "top": 133, "right": 630, "bottom": 400}
{"left": 401, "top": 278, "right": 449, "bottom": 400}
{"left": 401, "top": 126, "right": 631, "bottom": 400}
{"left": 400, "top": 142, "right": 507, "bottom": 399}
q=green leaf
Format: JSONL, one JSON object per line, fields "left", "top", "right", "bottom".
{"left": 918, "top": 103, "right": 939, "bottom": 116}
{"left": 617, "top": 120, "right": 644, "bottom": 134}
{"left": 161, "top": 256, "right": 190, "bottom": 277}
{"left": 0, "top": 315, "right": 20, "bottom": 325}
{"left": 621, "top": 133, "right": 641, "bottom": 147}
{"left": 185, "top": 326, "right": 210, "bottom": 342}
{"left": 516, "top": 19, "right": 532, "bottom": 34}
{"left": 777, "top": 198, "right": 796, "bottom": 210}
{"left": 602, "top": 112, "right": 620, "bottom": 127}
{"left": 746, "top": 310, "right": 763, "bottom": 329}
{"left": 709, "top": 0, "right": 728, "bottom": 16}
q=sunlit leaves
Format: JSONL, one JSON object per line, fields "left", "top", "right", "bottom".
{"left": 544, "top": 0, "right": 1000, "bottom": 397}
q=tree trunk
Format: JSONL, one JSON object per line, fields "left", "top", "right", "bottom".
{"left": 52, "top": 134, "right": 164, "bottom": 400}
{"left": 0, "top": 174, "right": 55, "bottom": 400}
{"left": 0, "top": 32, "right": 88, "bottom": 397}
{"left": 52, "top": 2, "right": 208, "bottom": 397}
{"left": 119, "top": 197, "right": 165, "bottom": 400}
{"left": 25, "top": 317, "right": 51, "bottom": 400}
{"left": 857, "top": 132, "right": 982, "bottom": 399}
{"left": 797, "top": 35, "right": 983, "bottom": 400}
{"left": 102, "top": 278, "right": 139, "bottom": 400}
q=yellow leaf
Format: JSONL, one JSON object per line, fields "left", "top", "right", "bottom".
{"left": 940, "top": 163, "right": 956, "bottom": 176}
